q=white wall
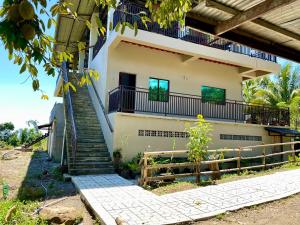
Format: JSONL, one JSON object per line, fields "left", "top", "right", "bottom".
{"left": 113, "top": 113, "right": 274, "bottom": 160}
{"left": 107, "top": 42, "right": 243, "bottom": 101}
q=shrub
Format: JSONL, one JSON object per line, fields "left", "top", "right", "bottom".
{"left": 186, "top": 114, "right": 212, "bottom": 184}
{"left": 0, "top": 200, "right": 46, "bottom": 225}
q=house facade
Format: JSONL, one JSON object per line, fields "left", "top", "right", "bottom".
{"left": 52, "top": 1, "right": 291, "bottom": 173}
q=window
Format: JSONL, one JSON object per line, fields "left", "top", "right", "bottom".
{"left": 201, "top": 86, "right": 226, "bottom": 104}
{"left": 220, "top": 134, "right": 262, "bottom": 142}
{"left": 149, "top": 78, "right": 169, "bottom": 102}
{"left": 138, "top": 130, "right": 189, "bottom": 138}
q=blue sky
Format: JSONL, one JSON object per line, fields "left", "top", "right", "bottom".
{"left": 0, "top": 0, "right": 62, "bottom": 129}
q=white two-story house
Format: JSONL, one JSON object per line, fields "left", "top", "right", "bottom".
{"left": 52, "top": 0, "right": 292, "bottom": 174}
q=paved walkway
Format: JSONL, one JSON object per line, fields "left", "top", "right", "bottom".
{"left": 72, "top": 169, "right": 300, "bottom": 225}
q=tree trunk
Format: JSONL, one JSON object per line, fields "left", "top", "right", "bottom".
{"left": 195, "top": 161, "right": 201, "bottom": 185}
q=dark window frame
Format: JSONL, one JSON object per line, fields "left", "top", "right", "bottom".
{"left": 148, "top": 77, "right": 170, "bottom": 102}
{"left": 201, "top": 85, "right": 226, "bottom": 105}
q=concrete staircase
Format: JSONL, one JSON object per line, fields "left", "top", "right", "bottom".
{"left": 64, "top": 74, "right": 114, "bottom": 175}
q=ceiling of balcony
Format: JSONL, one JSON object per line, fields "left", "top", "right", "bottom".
{"left": 54, "top": 0, "right": 96, "bottom": 53}
{"left": 187, "top": 0, "right": 300, "bottom": 63}
{"left": 54, "top": 0, "right": 300, "bottom": 63}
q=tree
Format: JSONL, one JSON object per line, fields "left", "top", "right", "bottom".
{"left": 253, "top": 64, "right": 300, "bottom": 107}
{"left": 20, "top": 128, "right": 42, "bottom": 144}
{"left": 0, "top": 122, "right": 15, "bottom": 141}
{"left": 243, "top": 64, "right": 300, "bottom": 128}
{"left": 7, "top": 132, "right": 20, "bottom": 146}
{"left": 0, "top": 0, "right": 192, "bottom": 98}
{"left": 186, "top": 114, "right": 212, "bottom": 184}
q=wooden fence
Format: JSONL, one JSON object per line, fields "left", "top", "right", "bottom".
{"left": 139, "top": 141, "right": 300, "bottom": 186}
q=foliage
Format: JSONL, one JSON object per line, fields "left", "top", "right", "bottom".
{"left": 0, "top": 140, "right": 13, "bottom": 150}
{"left": 0, "top": 121, "right": 45, "bottom": 148}
{"left": 243, "top": 64, "right": 300, "bottom": 128}
{"left": 253, "top": 64, "right": 300, "bottom": 107}
{"left": 113, "top": 148, "right": 122, "bottom": 159}
{"left": 186, "top": 114, "right": 212, "bottom": 184}
{"left": 20, "top": 128, "right": 42, "bottom": 145}
{"left": 119, "top": 153, "right": 142, "bottom": 178}
{"left": 0, "top": 0, "right": 192, "bottom": 97}
{"left": 0, "top": 122, "right": 15, "bottom": 142}
{"left": 186, "top": 114, "right": 212, "bottom": 162}
{"left": 0, "top": 200, "right": 47, "bottom": 225}
{"left": 32, "top": 137, "right": 47, "bottom": 150}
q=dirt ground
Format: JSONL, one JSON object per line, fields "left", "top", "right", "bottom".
{"left": 0, "top": 149, "right": 96, "bottom": 224}
{"left": 193, "top": 193, "right": 300, "bottom": 225}
{"left": 1, "top": 149, "right": 300, "bottom": 225}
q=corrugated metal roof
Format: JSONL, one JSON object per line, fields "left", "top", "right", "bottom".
{"left": 190, "top": 0, "right": 300, "bottom": 60}
{"left": 54, "top": 0, "right": 300, "bottom": 62}
{"left": 54, "top": 0, "right": 95, "bottom": 53}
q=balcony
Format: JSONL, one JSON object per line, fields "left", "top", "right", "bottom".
{"left": 111, "top": 2, "right": 277, "bottom": 63}
{"left": 108, "top": 86, "right": 290, "bottom": 126}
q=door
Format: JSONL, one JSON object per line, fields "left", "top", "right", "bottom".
{"left": 119, "top": 72, "right": 136, "bottom": 113}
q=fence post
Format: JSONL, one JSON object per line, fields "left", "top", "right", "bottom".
{"left": 142, "top": 154, "right": 148, "bottom": 186}
{"left": 262, "top": 144, "right": 266, "bottom": 170}
{"left": 237, "top": 147, "right": 241, "bottom": 175}
{"left": 292, "top": 143, "right": 296, "bottom": 162}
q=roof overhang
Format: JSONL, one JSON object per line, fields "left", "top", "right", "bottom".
{"left": 54, "top": 0, "right": 96, "bottom": 53}
{"left": 265, "top": 127, "right": 300, "bottom": 137}
{"left": 186, "top": 0, "right": 300, "bottom": 63}
{"left": 54, "top": 0, "right": 300, "bottom": 64}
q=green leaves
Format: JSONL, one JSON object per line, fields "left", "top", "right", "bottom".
{"left": 64, "top": 81, "right": 76, "bottom": 93}
{"left": 20, "top": 63, "right": 26, "bottom": 74}
{"left": 145, "top": 0, "right": 192, "bottom": 28}
{"left": 32, "top": 80, "right": 39, "bottom": 91}
{"left": 0, "top": 0, "right": 196, "bottom": 100}
{"left": 186, "top": 115, "right": 212, "bottom": 163}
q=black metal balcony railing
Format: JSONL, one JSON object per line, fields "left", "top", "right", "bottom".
{"left": 108, "top": 86, "right": 290, "bottom": 126}
{"left": 112, "top": 2, "right": 277, "bottom": 63}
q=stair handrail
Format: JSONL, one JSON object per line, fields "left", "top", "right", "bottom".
{"left": 87, "top": 72, "right": 114, "bottom": 133}
{"left": 62, "top": 62, "right": 78, "bottom": 164}
{"left": 23, "top": 133, "right": 49, "bottom": 149}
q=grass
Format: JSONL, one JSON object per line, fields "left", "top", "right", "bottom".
{"left": 149, "top": 162, "right": 300, "bottom": 195}
{"left": 0, "top": 199, "right": 47, "bottom": 225}
{"left": 150, "top": 181, "right": 198, "bottom": 195}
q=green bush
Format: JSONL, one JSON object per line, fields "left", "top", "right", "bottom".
{"left": 0, "top": 200, "right": 47, "bottom": 225}
{"left": 186, "top": 114, "right": 212, "bottom": 184}
{"left": 0, "top": 140, "right": 12, "bottom": 150}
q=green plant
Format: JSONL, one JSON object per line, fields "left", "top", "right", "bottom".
{"left": 120, "top": 153, "right": 142, "bottom": 179}
{"left": 186, "top": 114, "right": 212, "bottom": 184}
{"left": 2, "top": 181, "right": 9, "bottom": 199}
{"left": 288, "top": 154, "right": 300, "bottom": 166}
{"left": 51, "top": 166, "right": 63, "bottom": 181}
{"left": 0, "top": 200, "right": 47, "bottom": 224}
{"left": 113, "top": 148, "right": 123, "bottom": 159}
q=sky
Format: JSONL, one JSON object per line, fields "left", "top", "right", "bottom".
{"left": 0, "top": 0, "right": 62, "bottom": 129}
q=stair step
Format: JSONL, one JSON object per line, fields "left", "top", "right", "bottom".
{"left": 65, "top": 76, "right": 113, "bottom": 175}
{"left": 77, "top": 139, "right": 106, "bottom": 144}
{"left": 69, "top": 168, "right": 115, "bottom": 175}
{"left": 69, "top": 156, "right": 111, "bottom": 162}
{"left": 74, "top": 152, "right": 111, "bottom": 157}
{"left": 69, "top": 162, "right": 113, "bottom": 169}
{"left": 75, "top": 148, "right": 108, "bottom": 152}
{"left": 77, "top": 142, "right": 107, "bottom": 148}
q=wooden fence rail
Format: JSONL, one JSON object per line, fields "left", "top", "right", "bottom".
{"left": 139, "top": 141, "right": 300, "bottom": 186}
